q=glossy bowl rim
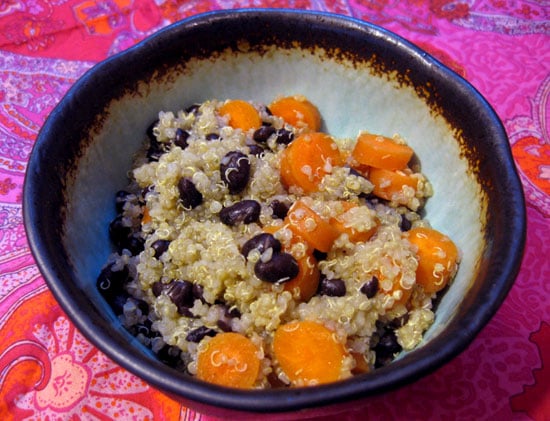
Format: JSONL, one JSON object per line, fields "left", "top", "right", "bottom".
{"left": 23, "top": 8, "right": 526, "bottom": 414}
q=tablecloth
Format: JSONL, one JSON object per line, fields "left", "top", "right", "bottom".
{"left": 0, "top": 1, "right": 548, "bottom": 420}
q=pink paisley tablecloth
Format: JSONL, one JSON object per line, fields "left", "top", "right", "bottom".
{"left": 0, "top": 1, "right": 548, "bottom": 420}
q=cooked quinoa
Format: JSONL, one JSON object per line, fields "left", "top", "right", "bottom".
{"left": 97, "top": 97, "right": 458, "bottom": 389}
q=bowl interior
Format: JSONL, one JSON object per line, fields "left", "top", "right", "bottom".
{"left": 66, "top": 44, "right": 483, "bottom": 338}
{"left": 24, "top": 9, "right": 525, "bottom": 415}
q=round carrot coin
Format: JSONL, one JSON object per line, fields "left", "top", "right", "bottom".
{"left": 273, "top": 320, "right": 347, "bottom": 386}
{"left": 196, "top": 332, "right": 261, "bottom": 389}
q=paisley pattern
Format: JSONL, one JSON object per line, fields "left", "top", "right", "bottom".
{"left": 0, "top": 1, "right": 548, "bottom": 420}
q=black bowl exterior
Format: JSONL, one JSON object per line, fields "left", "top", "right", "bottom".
{"left": 23, "top": 9, "right": 525, "bottom": 417}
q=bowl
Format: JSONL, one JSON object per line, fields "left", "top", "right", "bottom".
{"left": 23, "top": 8, "right": 526, "bottom": 419}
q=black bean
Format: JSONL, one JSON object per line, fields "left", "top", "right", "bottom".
{"left": 217, "top": 319, "right": 232, "bottom": 332}
{"left": 247, "top": 144, "right": 264, "bottom": 156}
{"left": 214, "top": 304, "right": 239, "bottom": 332}
{"left": 177, "top": 177, "right": 203, "bottom": 209}
{"left": 141, "top": 184, "right": 155, "bottom": 199}
{"left": 110, "top": 292, "right": 131, "bottom": 315}
{"left": 269, "top": 200, "right": 289, "bottom": 219}
{"left": 186, "top": 326, "right": 217, "bottom": 343}
{"left": 157, "top": 345, "right": 182, "bottom": 367}
{"left": 146, "top": 130, "right": 165, "bottom": 161}
{"left": 254, "top": 252, "right": 299, "bottom": 283}
{"left": 253, "top": 125, "right": 276, "bottom": 143}
{"left": 174, "top": 128, "right": 190, "bottom": 149}
{"left": 97, "top": 263, "right": 129, "bottom": 300}
{"left": 400, "top": 214, "right": 412, "bottom": 232}
{"left": 109, "top": 215, "right": 132, "bottom": 249}
{"left": 133, "top": 320, "right": 157, "bottom": 338}
{"left": 106, "top": 263, "right": 130, "bottom": 285}
{"left": 313, "top": 249, "right": 328, "bottom": 261}
{"left": 318, "top": 276, "right": 346, "bottom": 297}
{"left": 348, "top": 167, "right": 365, "bottom": 178}
{"left": 275, "top": 129, "right": 294, "bottom": 145}
{"left": 241, "top": 233, "right": 282, "bottom": 259}
{"left": 220, "top": 151, "right": 251, "bottom": 194}
{"left": 225, "top": 305, "right": 241, "bottom": 318}
{"left": 165, "top": 280, "right": 194, "bottom": 313}
{"left": 374, "top": 329, "right": 402, "bottom": 368}
{"left": 178, "top": 307, "right": 195, "bottom": 318}
{"left": 108, "top": 215, "right": 144, "bottom": 254}
{"left": 192, "top": 283, "right": 206, "bottom": 303}
{"left": 151, "top": 239, "right": 170, "bottom": 258}
{"left": 121, "top": 297, "right": 148, "bottom": 318}
{"left": 359, "top": 193, "right": 378, "bottom": 208}
{"left": 185, "top": 103, "right": 200, "bottom": 114}
{"left": 115, "top": 190, "right": 132, "bottom": 213}
{"left": 135, "top": 298, "right": 149, "bottom": 315}
{"left": 152, "top": 281, "right": 165, "bottom": 297}
{"left": 360, "top": 276, "right": 379, "bottom": 299}
{"left": 219, "top": 200, "right": 261, "bottom": 226}
{"left": 146, "top": 119, "right": 159, "bottom": 142}
{"left": 389, "top": 314, "right": 409, "bottom": 329}
{"left": 125, "top": 235, "right": 145, "bottom": 255}
{"left": 205, "top": 133, "right": 220, "bottom": 141}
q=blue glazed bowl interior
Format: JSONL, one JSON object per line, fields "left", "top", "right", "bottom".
{"left": 24, "top": 9, "right": 525, "bottom": 416}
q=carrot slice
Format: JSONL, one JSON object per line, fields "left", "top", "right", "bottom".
{"left": 407, "top": 227, "right": 459, "bottom": 294}
{"left": 352, "top": 132, "right": 414, "bottom": 170}
{"left": 351, "top": 163, "right": 370, "bottom": 178}
{"left": 330, "top": 201, "right": 379, "bottom": 243}
{"left": 273, "top": 320, "right": 347, "bottom": 386}
{"left": 373, "top": 272, "right": 413, "bottom": 308}
{"left": 263, "top": 223, "right": 312, "bottom": 254}
{"left": 141, "top": 206, "right": 152, "bottom": 225}
{"left": 285, "top": 200, "right": 340, "bottom": 253}
{"left": 196, "top": 332, "right": 260, "bottom": 389}
{"left": 283, "top": 251, "right": 321, "bottom": 302}
{"left": 368, "top": 167, "right": 419, "bottom": 203}
{"left": 269, "top": 96, "right": 321, "bottom": 131}
{"left": 219, "top": 99, "right": 262, "bottom": 131}
{"left": 279, "top": 147, "right": 300, "bottom": 190}
{"left": 279, "top": 132, "right": 344, "bottom": 193}
{"left": 387, "top": 277, "right": 413, "bottom": 307}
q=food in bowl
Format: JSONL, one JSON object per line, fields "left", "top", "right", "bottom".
{"left": 96, "top": 95, "right": 460, "bottom": 388}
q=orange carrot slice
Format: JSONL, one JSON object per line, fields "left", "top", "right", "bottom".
{"left": 141, "top": 206, "right": 152, "bottom": 225}
{"left": 273, "top": 320, "right": 347, "bottom": 386}
{"left": 330, "top": 201, "right": 379, "bottom": 243}
{"left": 285, "top": 200, "right": 340, "bottom": 253}
{"left": 352, "top": 132, "right": 414, "bottom": 170}
{"left": 279, "top": 132, "right": 344, "bottom": 193}
{"left": 269, "top": 96, "right": 321, "bottom": 131}
{"left": 196, "top": 332, "right": 260, "bottom": 389}
{"left": 373, "top": 272, "right": 413, "bottom": 308}
{"left": 283, "top": 251, "right": 321, "bottom": 302}
{"left": 368, "top": 167, "right": 419, "bottom": 203}
{"left": 387, "top": 278, "right": 413, "bottom": 307}
{"left": 407, "top": 227, "right": 459, "bottom": 294}
{"left": 279, "top": 146, "right": 300, "bottom": 190}
{"left": 219, "top": 99, "right": 262, "bottom": 131}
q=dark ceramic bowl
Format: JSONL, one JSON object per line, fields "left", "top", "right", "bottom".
{"left": 23, "top": 9, "right": 525, "bottom": 419}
